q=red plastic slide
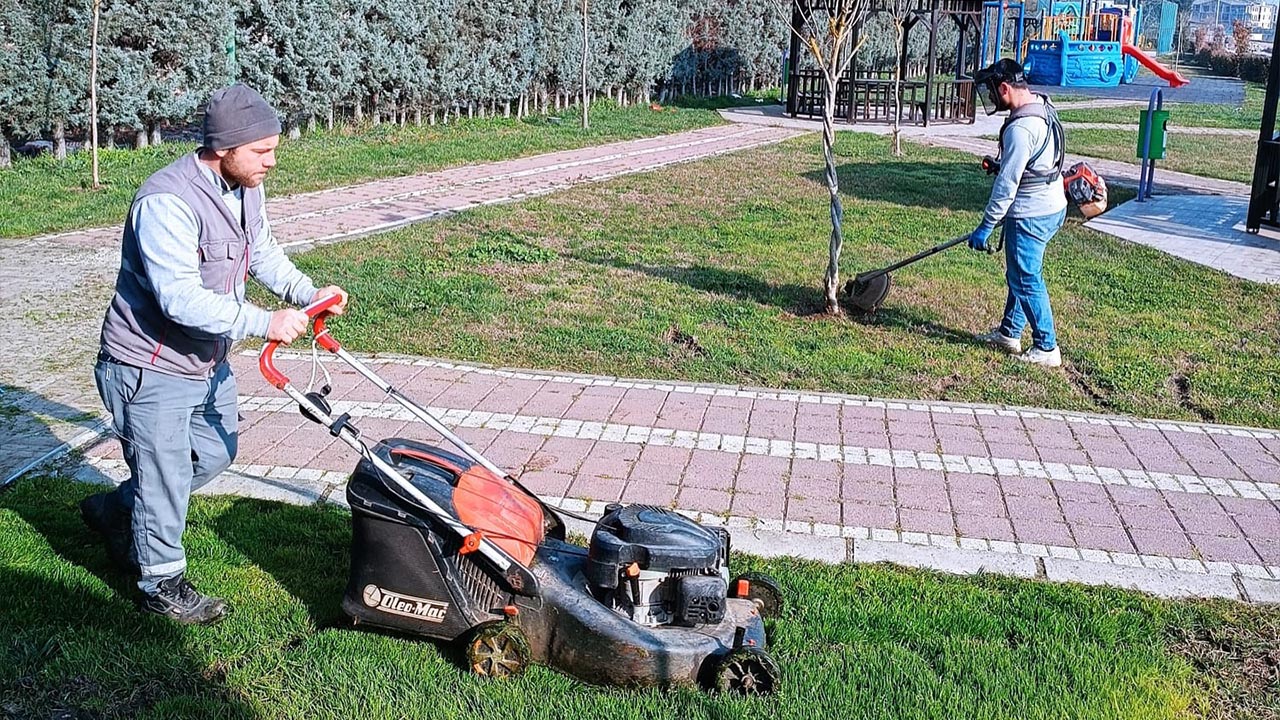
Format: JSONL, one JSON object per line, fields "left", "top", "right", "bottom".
{"left": 1122, "top": 43, "right": 1189, "bottom": 88}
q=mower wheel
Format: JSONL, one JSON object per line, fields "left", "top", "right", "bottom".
{"left": 464, "top": 623, "right": 531, "bottom": 679}
{"left": 730, "top": 572, "right": 784, "bottom": 618}
{"left": 712, "top": 648, "right": 780, "bottom": 695}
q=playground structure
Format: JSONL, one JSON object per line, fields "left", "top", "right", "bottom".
{"left": 982, "top": 0, "right": 1188, "bottom": 89}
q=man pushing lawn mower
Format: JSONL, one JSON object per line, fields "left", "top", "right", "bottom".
{"left": 81, "top": 84, "right": 349, "bottom": 624}
{"left": 968, "top": 58, "right": 1068, "bottom": 369}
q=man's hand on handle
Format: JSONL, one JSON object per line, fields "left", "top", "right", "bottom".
{"left": 267, "top": 309, "right": 309, "bottom": 344}
{"left": 312, "top": 286, "right": 349, "bottom": 316}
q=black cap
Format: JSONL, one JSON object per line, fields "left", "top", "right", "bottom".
{"left": 975, "top": 58, "right": 1026, "bottom": 87}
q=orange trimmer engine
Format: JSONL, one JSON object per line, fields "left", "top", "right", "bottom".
{"left": 1063, "top": 161, "right": 1108, "bottom": 219}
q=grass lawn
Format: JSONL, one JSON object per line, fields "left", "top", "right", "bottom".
{"left": 3, "top": 476, "right": 1278, "bottom": 719}
{"left": 1056, "top": 83, "right": 1263, "bottom": 129}
{"left": 270, "top": 133, "right": 1280, "bottom": 428}
{"left": 0, "top": 102, "right": 725, "bottom": 240}
{"left": 1066, "top": 128, "right": 1255, "bottom": 184}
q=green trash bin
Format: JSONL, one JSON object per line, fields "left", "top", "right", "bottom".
{"left": 1137, "top": 109, "right": 1170, "bottom": 160}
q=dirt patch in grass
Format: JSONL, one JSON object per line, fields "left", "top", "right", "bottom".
{"left": 1171, "top": 604, "right": 1280, "bottom": 720}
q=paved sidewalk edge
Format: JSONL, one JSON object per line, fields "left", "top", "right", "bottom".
{"left": 2, "top": 418, "right": 110, "bottom": 488}
{"left": 71, "top": 458, "right": 1280, "bottom": 604}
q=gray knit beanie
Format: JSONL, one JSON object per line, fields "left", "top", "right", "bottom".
{"left": 201, "top": 84, "right": 282, "bottom": 150}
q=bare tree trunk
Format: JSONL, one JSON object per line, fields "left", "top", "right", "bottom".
{"left": 149, "top": 124, "right": 161, "bottom": 145}
{"left": 306, "top": 115, "right": 318, "bottom": 133}
{"left": 581, "top": 0, "right": 590, "bottom": 129}
{"left": 821, "top": 79, "right": 843, "bottom": 315}
{"left": 892, "top": 21, "right": 904, "bottom": 156}
{"left": 53, "top": 120, "right": 66, "bottom": 160}
{"left": 354, "top": 100, "right": 364, "bottom": 122}
{"left": 0, "top": 136, "right": 11, "bottom": 169}
{"left": 134, "top": 127, "right": 148, "bottom": 149}
{"left": 287, "top": 123, "right": 301, "bottom": 140}
{"left": 89, "top": 0, "right": 101, "bottom": 187}
{"left": 504, "top": 100, "right": 511, "bottom": 118}
{"left": 327, "top": 107, "right": 335, "bottom": 130}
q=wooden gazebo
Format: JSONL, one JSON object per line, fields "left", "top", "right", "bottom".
{"left": 785, "top": 0, "right": 988, "bottom": 126}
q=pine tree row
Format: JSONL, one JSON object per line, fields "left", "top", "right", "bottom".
{"left": 0, "top": 0, "right": 789, "bottom": 164}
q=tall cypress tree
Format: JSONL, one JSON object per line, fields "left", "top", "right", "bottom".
{"left": 235, "top": 0, "right": 347, "bottom": 133}
{"left": 619, "top": 0, "right": 683, "bottom": 102}
{"left": 0, "top": 0, "right": 41, "bottom": 166}
{"left": 30, "top": 0, "right": 90, "bottom": 159}
{"left": 452, "top": 0, "right": 538, "bottom": 116}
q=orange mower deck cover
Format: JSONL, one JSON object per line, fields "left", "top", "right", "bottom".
{"left": 453, "top": 465, "right": 545, "bottom": 567}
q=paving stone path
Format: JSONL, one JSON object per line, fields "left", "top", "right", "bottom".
{"left": 74, "top": 351, "right": 1280, "bottom": 603}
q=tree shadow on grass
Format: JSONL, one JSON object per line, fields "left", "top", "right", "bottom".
{"left": 801, "top": 160, "right": 992, "bottom": 213}
{"left": 580, "top": 259, "right": 829, "bottom": 317}
{"left": 851, "top": 303, "right": 988, "bottom": 352}
{"left": 580, "top": 253, "right": 991, "bottom": 355}
{"left": 0, "top": 478, "right": 257, "bottom": 719}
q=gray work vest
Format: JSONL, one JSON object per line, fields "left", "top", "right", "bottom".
{"left": 99, "top": 153, "right": 263, "bottom": 378}
{"left": 997, "top": 94, "right": 1066, "bottom": 185}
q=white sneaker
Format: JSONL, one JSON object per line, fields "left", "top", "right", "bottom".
{"left": 975, "top": 328, "right": 1022, "bottom": 354}
{"left": 1016, "top": 346, "right": 1062, "bottom": 367}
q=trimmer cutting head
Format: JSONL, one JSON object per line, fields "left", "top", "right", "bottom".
{"left": 844, "top": 273, "right": 892, "bottom": 314}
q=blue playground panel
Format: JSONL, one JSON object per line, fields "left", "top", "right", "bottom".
{"left": 1025, "top": 32, "right": 1139, "bottom": 87}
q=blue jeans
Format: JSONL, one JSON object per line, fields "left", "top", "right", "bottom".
{"left": 94, "top": 359, "right": 238, "bottom": 594}
{"left": 998, "top": 209, "right": 1065, "bottom": 352}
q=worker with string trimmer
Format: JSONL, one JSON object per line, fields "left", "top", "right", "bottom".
{"left": 968, "top": 58, "right": 1068, "bottom": 368}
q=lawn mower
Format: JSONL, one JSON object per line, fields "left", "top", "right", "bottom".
{"left": 258, "top": 295, "right": 783, "bottom": 694}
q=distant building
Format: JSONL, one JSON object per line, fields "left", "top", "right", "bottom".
{"left": 1188, "top": 0, "right": 1277, "bottom": 32}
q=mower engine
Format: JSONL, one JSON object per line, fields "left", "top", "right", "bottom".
{"left": 585, "top": 504, "right": 730, "bottom": 627}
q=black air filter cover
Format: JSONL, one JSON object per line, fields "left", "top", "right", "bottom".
{"left": 586, "top": 505, "right": 723, "bottom": 589}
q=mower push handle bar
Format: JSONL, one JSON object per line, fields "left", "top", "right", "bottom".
{"left": 258, "top": 294, "right": 345, "bottom": 390}
{"left": 855, "top": 235, "right": 969, "bottom": 283}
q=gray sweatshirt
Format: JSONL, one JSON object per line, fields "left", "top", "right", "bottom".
{"left": 977, "top": 97, "right": 1069, "bottom": 235}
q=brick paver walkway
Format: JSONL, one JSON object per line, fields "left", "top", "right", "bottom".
{"left": 1085, "top": 193, "right": 1280, "bottom": 284}
{"left": 34, "top": 124, "right": 803, "bottom": 254}
{"left": 76, "top": 351, "right": 1280, "bottom": 603}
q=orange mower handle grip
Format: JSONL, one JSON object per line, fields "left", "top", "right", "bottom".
{"left": 258, "top": 293, "right": 345, "bottom": 389}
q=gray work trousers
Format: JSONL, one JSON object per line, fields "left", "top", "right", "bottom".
{"left": 94, "top": 358, "right": 238, "bottom": 593}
